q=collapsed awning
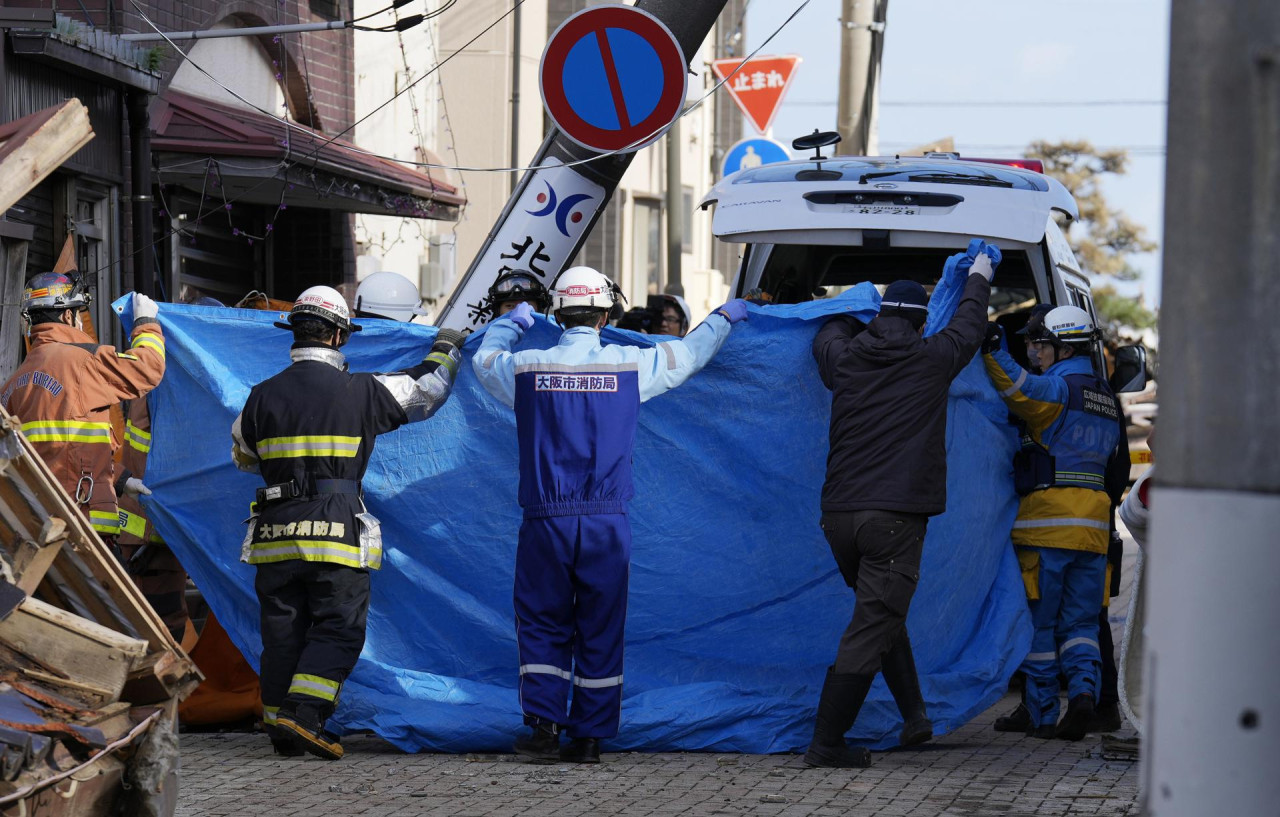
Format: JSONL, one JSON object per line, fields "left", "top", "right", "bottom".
{"left": 150, "top": 91, "right": 463, "bottom": 220}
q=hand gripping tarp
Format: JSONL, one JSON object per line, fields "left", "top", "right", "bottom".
{"left": 113, "top": 253, "right": 1029, "bottom": 753}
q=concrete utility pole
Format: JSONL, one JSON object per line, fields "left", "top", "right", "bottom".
{"left": 435, "top": 0, "right": 728, "bottom": 330}
{"left": 836, "top": 0, "right": 885, "bottom": 155}
{"left": 1143, "top": 2, "right": 1280, "bottom": 815}
{"left": 664, "top": 120, "right": 683, "bottom": 297}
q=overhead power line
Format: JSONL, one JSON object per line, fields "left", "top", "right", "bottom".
{"left": 791, "top": 99, "right": 1168, "bottom": 108}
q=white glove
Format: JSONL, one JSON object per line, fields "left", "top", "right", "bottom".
{"left": 133, "top": 293, "right": 159, "bottom": 320}
{"left": 122, "top": 477, "right": 152, "bottom": 497}
{"left": 970, "top": 253, "right": 995, "bottom": 282}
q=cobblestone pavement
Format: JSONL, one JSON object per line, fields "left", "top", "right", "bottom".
{"left": 175, "top": 693, "right": 1140, "bottom": 817}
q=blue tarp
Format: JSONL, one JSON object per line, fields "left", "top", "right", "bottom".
{"left": 113, "top": 257, "right": 1030, "bottom": 754}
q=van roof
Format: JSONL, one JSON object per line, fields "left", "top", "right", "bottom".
{"left": 701, "top": 155, "right": 1079, "bottom": 245}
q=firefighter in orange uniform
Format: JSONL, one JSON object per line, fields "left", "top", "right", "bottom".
{"left": 0, "top": 273, "right": 166, "bottom": 543}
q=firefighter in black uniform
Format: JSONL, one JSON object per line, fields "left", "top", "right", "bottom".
{"left": 231, "top": 285, "right": 464, "bottom": 760}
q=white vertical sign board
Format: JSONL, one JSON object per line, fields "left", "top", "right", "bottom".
{"left": 438, "top": 158, "right": 606, "bottom": 333}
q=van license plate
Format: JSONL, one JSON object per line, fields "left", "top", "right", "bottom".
{"left": 844, "top": 204, "right": 919, "bottom": 216}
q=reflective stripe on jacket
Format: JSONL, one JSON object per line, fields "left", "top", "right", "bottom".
{"left": 1, "top": 321, "right": 166, "bottom": 536}
{"left": 983, "top": 350, "right": 1120, "bottom": 554}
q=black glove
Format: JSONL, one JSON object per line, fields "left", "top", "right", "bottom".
{"left": 432, "top": 328, "right": 466, "bottom": 353}
{"left": 981, "top": 322, "right": 1004, "bottom": 354}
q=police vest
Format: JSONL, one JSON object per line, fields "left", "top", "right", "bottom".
{"left": 513, "top": 361, "right": 640, "bottom": 518}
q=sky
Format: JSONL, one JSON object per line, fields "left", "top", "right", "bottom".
{"left": 744, "top": 0, "right": 1170, "bottom": 305}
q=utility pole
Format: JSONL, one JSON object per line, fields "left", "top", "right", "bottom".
{"left": 664, "top": 120, "right": 683, "bottom": 297}
{"left": 836, "top": 0, "right": 886, "bottom": 155}
{"left": 435, "top": 0, "right": 728, "bottom": 330}
{"left": 1143, "top": 2, "right": 1280, "bottom": 815}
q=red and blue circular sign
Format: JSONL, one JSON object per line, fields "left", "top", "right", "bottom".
{"left": 540, "top": 6, "right": 688, "bottom": 154}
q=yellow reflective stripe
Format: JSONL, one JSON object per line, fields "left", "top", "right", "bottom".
{"left": 256, "top": 435, "right": 361, "bottom": 459}
{"left": 90, "top": 509, "right": 121, "bottom": 535}
{"left": 131, "top": 333, "right": 166, "bottom": 359}
{"left": 246, "top": 540, "right": 364, "bottom": 569}
{"left": 263, "top": 706, "right": 279, "bottom": 726}
{"left": 21, "top": 420, "right": 113, "bottom": 444}
{"left": 119, "top": 508, "right": 148, "bottom": 538}
{"left": 426, "top": 350, "right": 458, "bottom": 375}
{"left": 125, "top": 421, "right": 152, "bottom": 453}
{"left": 288, "top": 674, "right": 339, "bottom": 701}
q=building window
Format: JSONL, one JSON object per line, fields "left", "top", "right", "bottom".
{"left": 632, "top": 199, "right": 662, "bottom": 303}
{"left": 682, "top": 186, "right": 694, "bottom": 254}
{"left": 310, "top": 0, "right": 342, "bottom": 21}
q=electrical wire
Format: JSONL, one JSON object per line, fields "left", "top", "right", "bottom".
{"left": 792, "top": 99, "right": 1168, "bottom": 108}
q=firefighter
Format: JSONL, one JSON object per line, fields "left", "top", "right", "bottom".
{"left": 230, "top": 285, "right": 464, "bottom": 760}
{"left": 481, "top": 269, "right": 552, "bottom": 320}
{"left": 472, "top": 265, "right": 747, "bottom": 763}
{"left": 982, "top": 306, "right": 1121, "bottom": 740}
{"left": 117, "top": 297, "right": 225, "bottom": 646}
{"left": 1, "top": 273, "right": 165, "bottom": 541}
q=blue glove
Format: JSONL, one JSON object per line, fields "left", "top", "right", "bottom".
{"left": 713, "top": 299, "right": 749, "bottom": 325}
{"left": 506, "top": 301, "right": 535, "bottom": 331}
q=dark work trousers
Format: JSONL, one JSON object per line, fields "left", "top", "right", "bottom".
{"left": 821, "top": 510, "right": 928, "bottom": 676}
{"left": 122, "top": 544, "right": 189, "bottom": 643}
{"left": 1097, "top": 532, "right": 1124, "bottom": 707}
{"left": 255, "top": 560, "right": 371, "bottom": 731}
{"left": 514, "top": 513, "right": 631, "bottom": 740}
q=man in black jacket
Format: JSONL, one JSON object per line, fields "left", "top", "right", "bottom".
{"left": 805, "top": 240, "right": 999, "bottom": 768}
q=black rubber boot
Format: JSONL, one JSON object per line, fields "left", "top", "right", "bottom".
{"left": 880, "top": 634, "right": 933, "bottom": 747}
{"left": 514, "top": 719, "right": 562, "bottom": 763}
{"left": 276, "top": 710, "right": 343, "bottom": 761}
{"left": 1056, "top": 693, "right": 1095, "bottom": 741}
{"left": 994, "top": 699, "right": 1032, "bottom": 733}
{"left": 560, "top": 737, "right": 601, "bottom": 764}
{"left": 802, "top": 669, "right": 873, "bottom": 769}
{"left": 1087, "top": 701, "right": 1123, "bottom": 733}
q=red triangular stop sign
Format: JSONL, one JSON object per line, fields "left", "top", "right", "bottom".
{"left": 711, "top": 55, "right": 802, "bottom": 135}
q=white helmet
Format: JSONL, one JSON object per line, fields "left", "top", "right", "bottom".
{"left": 275, "top": 285, "right": 362, "bottom": 334}
{"left": 1036, "top": 305, "right": 1097, "bottom": 347}
{"left": 551, "top": 266, "right": 620, "bottom": 313}
{"left": 661, "top": 294, "right": 692, "bottom": 331}
{"left": 354, "top": 271, "right": 426, "bottom": 321}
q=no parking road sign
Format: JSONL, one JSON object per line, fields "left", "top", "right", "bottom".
{"left": 540, "top": 6, "right": 688, "bottom": 154}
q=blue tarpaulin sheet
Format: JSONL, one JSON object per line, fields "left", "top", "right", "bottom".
{"left": 113, "top": 255, "right": 1030, "bottom": 754}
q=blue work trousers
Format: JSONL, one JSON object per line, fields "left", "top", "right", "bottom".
{"left": 1019, "top": 546, "right": 1106, "bottom": 727}
{"left": 515, "top": 513, "right": 630, "bottom": 739}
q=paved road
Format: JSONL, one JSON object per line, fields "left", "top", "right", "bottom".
{"left": 176, "top": 693, "right": 1140, "bottom": 816}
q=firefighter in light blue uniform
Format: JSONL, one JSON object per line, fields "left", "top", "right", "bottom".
{"left": 473, "top": 266, "right": 747, "bottom": 763}
{"left": 981, "top": 305, "right": 1121, "bottom": 740}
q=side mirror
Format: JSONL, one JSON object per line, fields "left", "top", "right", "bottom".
{"left": 1111, "top": 344, "right": 1149, "bottom": 394}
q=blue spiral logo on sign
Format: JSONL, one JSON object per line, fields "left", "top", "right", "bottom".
{"left": 540, "top": 6, "right": 688, "bottom": 154}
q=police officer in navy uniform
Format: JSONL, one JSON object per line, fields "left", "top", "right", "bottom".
{"left": 982, "top": 305, "right": 1121, "bottom": 740}
{"left": 231, "top": 285, "right": 464, "bottom": 760}
{"left": 472, "top": 266, "right": 747, "bottom": 763}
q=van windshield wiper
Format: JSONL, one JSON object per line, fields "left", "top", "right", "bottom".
{"left": 906, "top": 173, "right": 1013, "bottom": 188}
{"left": 858, "top": 170, "right": 908, "bottom": 184}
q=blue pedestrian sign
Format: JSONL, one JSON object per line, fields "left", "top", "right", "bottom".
{"left": 540, "top": 6, "right": 687, "bottom": 154}
{"left": 722, "top": 137, "right": 792, "bottom": 177}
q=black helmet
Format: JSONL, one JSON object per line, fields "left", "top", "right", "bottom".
{"left": 485, "top": 270, "right": 551, "bottom": 315}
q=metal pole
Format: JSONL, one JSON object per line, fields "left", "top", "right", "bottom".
{"left": 120, "top": 20, "right": 348, "bottom": 41}
{"left": 664, "top": 120, "right": 683, "bottom": 296}
{"left": 127, "top": 91, "right": 155, "bottom": 299}
{"left": 836, "top": 0, "right": 874, "bottom": 153}
{"left": 509, "top": 4, "right": 521, "bottom": 197}
{"left": 1143, "top": 1, "right": 1280, "bottom": 814}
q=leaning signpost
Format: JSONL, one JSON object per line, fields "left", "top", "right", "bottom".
{"left": 434, "top": 0, "right": 730, "bottom": 333}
